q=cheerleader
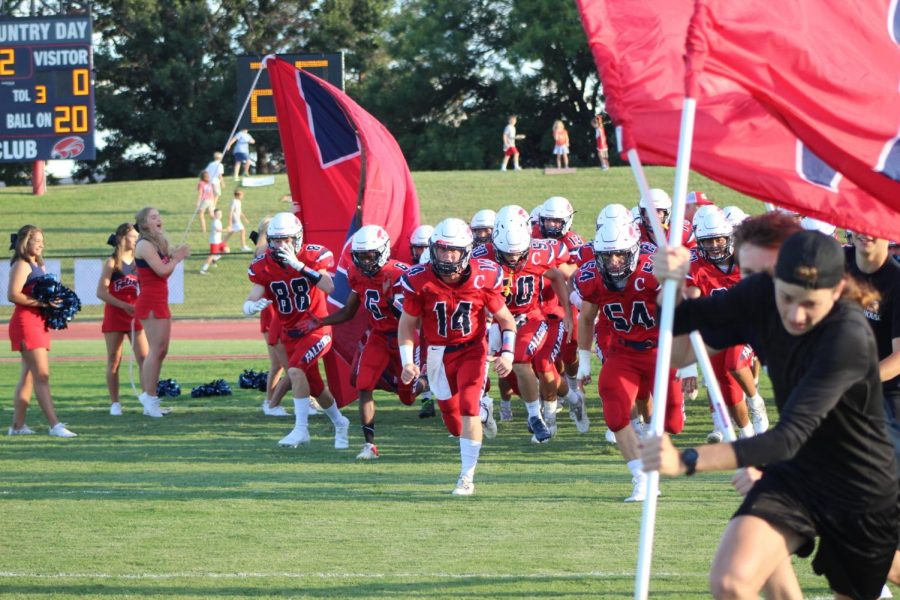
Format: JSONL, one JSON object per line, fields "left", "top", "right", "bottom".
{"left": 7, "top": 225, "right": 76, "bottom": 437}
{"left": 133, "top": 207, "right": 190, "bottom": 418}
{"left": 96, "top": 223, "right": 149, "bottom": 416}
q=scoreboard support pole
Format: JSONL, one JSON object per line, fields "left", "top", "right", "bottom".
{"left": 32, "top": 161, "right": 46, "bottom": 196}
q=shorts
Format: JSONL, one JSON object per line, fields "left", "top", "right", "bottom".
{"left": 282, "top": 327, "right": 332, "bottom": 370}
{"left": 710, "top": 347, "right": 745, "bottom": 408}
{"left": 211, "top": 180, "right": 221, "bottom": 196}
{"left": 351, "top": 331, "right": 416, "bottom": 405}
{"left": 735, "top": 471, "right": 898, "bottom": 600}
{"left": 234, "top": 151, "right": 249, "bottom": 163}
{"left": 9, "top": 306, "right": 50, "bottom": 351}
{"left": 260, "top": 304, "right": 275, "bottom": 334}
{"left": 209, "top": 242, "right": 226, "bottom": 255}
{"left": 553, "top": 145, "right": 569, "bottom": 155}
{"left": 102, "top": 303, "right": 143, "bottom": 334}
{"left": 504, "top": 147, "right": 519, "bottom": 157}
{"left": 231, "top": 222, "right": 245, "bottom": 232}
{"left": 426, "top": 340, "right": 487, "bottom": 417}
{"left": 267, "top": 316, "right": 283, "bottom": 346}
{"left": 198, "top": 199, "right": 213, "bottom": 212}
{"left": 513, "top": 316, "right": 564, "bottom": 373}
{"left": 598, "top": 344, "right": 683, "bottom": 433}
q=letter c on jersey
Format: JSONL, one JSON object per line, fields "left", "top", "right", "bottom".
{"left": 634, "top": 277, "right": 646, "bottom": 291}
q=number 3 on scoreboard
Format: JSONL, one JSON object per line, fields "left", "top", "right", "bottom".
{"left": 0, "top": 48, "right": 14, "bottom": 76}
{"left": 54, "top": 105, "right": 89, "bottom": 133}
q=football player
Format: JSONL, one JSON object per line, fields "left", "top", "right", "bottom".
{"left": 687, "top": 206, "right": 768, "bottom": 441}
{"left": 409, "top": 225, "right": 434, "bottom": 264}
{"left": 476, "top": 205, "right": 576, "bottom": 441}
{"left": 575, "top": 211, "right": 685, "bottom": 502}
{"left": 637, "top": 188, "right": 695, "bottom": 252}
{"left": 470, "top": 209, "right": 496, "bottom": 248}
{"left": 304, "top": 225, "right": 417, "bottom": 460}
{"left": 242, "top": 212, "right": 350, "bottom": 449}
{"left": 399, "top": 218, "right": 517, "bottom": 496}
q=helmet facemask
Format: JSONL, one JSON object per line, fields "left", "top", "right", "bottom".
{"left": 697, "top": 235, "right": 734, "bottom": 264}
{"left": 596, "top": 245, "right": 639, "bottom": 286}
{"left": 430, "top": 241, "right": 472, "bottom": 276}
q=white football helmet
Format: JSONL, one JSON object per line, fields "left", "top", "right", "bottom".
{"left": 639, "top": 188, "right": 672, "bottom": 228}
{"left": 493, "top": 205, "right": 533, "bottom": 271}
{"left": 596, "top": 203, "right": 632, "bottom": 231}
{"left": 409, "top": 224, "right": 434, "bottom": 262}
{"left": 470, "top": 209, "right": 496, "bottom": 245}
{"left": 593, "top": 216, "right": 641, "bottom": 285}
{"left": 351, "top": 224, "right": 391, "bottom": 276}
{"left": 267, "top": 212, "right": 303, "bottom": 255}
{"left": 693, "top": 206, "right": 734, "bottom": 263}
{"left": 418, "top": 246, "right": 431, "bottom": 264}
{"left": 800, "top": 217, "right": 836, "bottom": 236}
{"left": 722, "top": 206, "right": 748, "bottom": 228}
{"left": 539, "top": 196, "right": 574, "bottom": 238}
{"left": 530, "top": 206, "right": 542, "bottom": 226}
{"left": 430, "top": 218, "right": 474, "bottom": 276}
{"left": 631, "top": 206, "right": 642, "bottom": 223}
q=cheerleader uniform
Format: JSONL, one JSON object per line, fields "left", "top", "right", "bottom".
{"left": 135, "top": 251, "right": 171, "bottom": 320}
{"left": 102, "top": 260, "right": 143, "bottom": 333}
{"left": 9, "top": 262, "right": 50, "bottom": 351}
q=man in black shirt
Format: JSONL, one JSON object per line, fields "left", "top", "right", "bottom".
{"left": 644, "top": 231, "right": 898, "bottom": 600}
{"left": 846, "top": 232, "right": 900, "bottom": 588}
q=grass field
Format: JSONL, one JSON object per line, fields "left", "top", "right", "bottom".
{"left": 0, "top": 166, "right": 761, "bottom": 320}
{"left": 0, "top": 169, "right": 877, "bottom": 599}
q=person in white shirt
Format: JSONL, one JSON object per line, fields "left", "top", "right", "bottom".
{"left": 500, "top": 115, "right": 524, "bottom": 171}
{"left": 223, "top": 189, "right": 252, "bottom": 251}
{"left": 203, "top": 151, "right": 225, "bottom": 207}
{"left": 199, "top": 209, "right": 225, "bottom": 274}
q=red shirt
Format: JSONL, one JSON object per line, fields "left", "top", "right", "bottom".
{"left": 473, "top": 240, "right": 567, "bottom": 317}
{"left": 347, "top": 259, "right": 410, "bottom": 334}
{"left": 248, "top": 244, "right": 334, "bottom": 332}
{"left": 401, "top": 260, "right": 506, "bottom": 346}
{"left": 574, "top": 254, "right": 661, "bottom": 345}
{"left": 688, "top": 252, "right": 741, "bottom": 296}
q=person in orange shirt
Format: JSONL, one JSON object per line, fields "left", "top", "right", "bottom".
{"left": 552, "top": 120, "right": 570, "bottom": 169}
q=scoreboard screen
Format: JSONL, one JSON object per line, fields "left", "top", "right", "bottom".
{"left": 235, "top": 52, "right": 344, "bottom": 131}
{"left": 0, "top": 15, "right": 95, "bottom": 163}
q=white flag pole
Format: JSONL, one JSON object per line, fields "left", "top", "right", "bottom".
{"left": 633, "top": 97, "right": 698, "bottom": 600}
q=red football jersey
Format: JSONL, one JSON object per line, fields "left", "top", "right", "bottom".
{"left": 688, "top": 252, "right": 741, "bottom": 296}
{"left": 248, "top": 244, "right": 335, "bottom": 331}
{"left": 401, "top": 259, "right": 506, "bottom": 346}
{"left": 474, "top": 240, "right": 565, "bottom": 317}
{"left": 347, "top": 259, "right": 410, "bottom": 334}
{"left": 574, "top": 254, "right": 661, "bottom": 344}
{"left": 570, "top": 243, "right": 594, "bottom": 267}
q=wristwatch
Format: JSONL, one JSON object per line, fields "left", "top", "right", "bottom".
{"left": 680, "top": 448, "right": 699, "bottom": 476}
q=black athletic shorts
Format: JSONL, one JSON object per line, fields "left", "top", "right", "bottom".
{"left": 734, "top": 471, "right": 898, "bottom": 600}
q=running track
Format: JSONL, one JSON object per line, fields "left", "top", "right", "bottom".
{"left": 0, "top": 319, "right": 264, "bottom": 363}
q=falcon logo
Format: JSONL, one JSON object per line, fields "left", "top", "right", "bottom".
{"left": 50, "top": 136, "right": 85, "bottom": 159}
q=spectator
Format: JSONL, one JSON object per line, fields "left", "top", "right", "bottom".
{"left": 552, "top": 120, "right": 570, "bottom": 169}
{"left": 223, "top": 189, "right": 252, "bottom": 252}
{"left": 203, "top": 152, "right": 226, "bottom": 208}
{"left": 195, "top": 170, "right": 215, "bottom": 233}
{"left": 225, "top": 128, "right": 255, "bottom": 180}
{"left": 500, "top": 115, "right": 524, "bottom": 171}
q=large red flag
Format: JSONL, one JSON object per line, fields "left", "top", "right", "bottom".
{"left": 688, "top": 0, "right": 900, "bottom": 213}
{"left": 576, "top": 0, "right": 900, "bottom": 240}
{"left": 267, "top": 56, "right": 421, "bottom": 406}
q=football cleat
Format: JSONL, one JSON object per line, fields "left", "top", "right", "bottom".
{"left": 278, "top": 427, "right": 310, "bottom": 447}
{"left": 624, "top": 472, "right": 660, "bottom": 503}
{"left": 528, "top": 415, "right": 552, "bottom": 444}
{"left": 308, "top": 398, "right": 322, "bottom": 416}
{"left": 418, "top": 395, "right": 436, "bottom": 419}
{"left": 706, "top": 429, "right": 724, "bottom": 444}
{"left": 541, "top": 404, "right": 558, "bottom": 437}
{"left": 334, "top": 416, "right": 350, "bottom": 449}
{"left": 480, "top": 396, "right": 497, "bottom": 439}
{"left": 451, "top": 476, "right": 475, "bottom": 496}
{"left": 356, "top": 443, "right": 379, "bottom": 460}
{"left": 748, "top": 397, "right": 770, "bottom": 434}
{"left": 499, "top": 400, "right": 513, "bottom": 422}
{"left": 604, "top": 428, "right": 617, "bottom": 444}
{"left": 568, "top": 391, "right": 590, "bottom": 434}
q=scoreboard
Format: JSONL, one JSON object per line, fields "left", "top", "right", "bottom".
{"left": 235, "top": 52, "right": 344, "bottom": 131}
{"left": 0, "top": 15, "right": 95, "bottom": 163}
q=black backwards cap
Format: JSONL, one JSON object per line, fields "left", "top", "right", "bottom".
{"left": 774, "top": 230, "right": 844, "bottom": 290}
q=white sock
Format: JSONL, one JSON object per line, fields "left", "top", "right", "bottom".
{"left": 323, "top": 402, "right": 343, "bottom": 424}
{"left": 739, "top": 424, "right": 755, "bottom": 438}
{"left": 748, "top": 393, "right": 764, "bottom": 407}
{"left": 544, "top": 399, "right": 558, "bottom": 415}
{"left": 525, "top": 399, "right": 541, "bottom": 418}
{"left": 627, "top": 458, "right": 644, "bottom": 478}
{"left": 293, "top": 397, "right": 310, "bottom": 429}
{"left": 564, "top": 389, "right": 579, "bottom": 405}
{"left": 459, "top": 437, "right": 482, "bottom": 480}
{"left": 565, "top": 374, "right": 577, "bottom": 392}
